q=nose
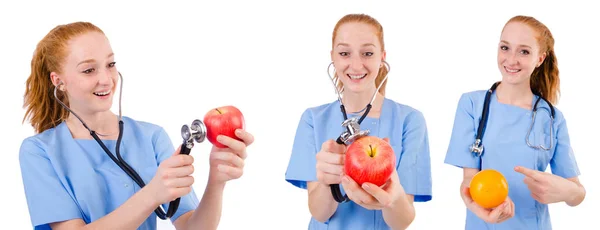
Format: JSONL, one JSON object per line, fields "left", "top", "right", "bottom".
{"left": 349, "top": 54, "right": 364, "bottom": 71}
{"left": 505, "top": 51, "right": 519, "bottom": 66}
{"left": 97, "top": 69, "right": 114, "bottom": 86}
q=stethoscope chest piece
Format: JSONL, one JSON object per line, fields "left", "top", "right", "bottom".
{"left": 181, "top": 119, "right": 207, "bottom": 150}
{"left": 339, "top": 117, "right": 370, "bottom": 145}
{"left": 470, "top": 139, "right": 483, "bottom": 157}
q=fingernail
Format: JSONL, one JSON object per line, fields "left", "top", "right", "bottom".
{"left": 235, "top": 129, "right": 242, "bottom": 135}
{"left": 362, "top": 184, "right": 370, "bottom": 190}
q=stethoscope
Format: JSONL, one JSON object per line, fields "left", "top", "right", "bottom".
{"left": 54, "top": 72, "right": 208, "bottom": 220}
{"left": 470, "top": 81, "right": 555, "bottom": 159}
{"left": 325, "top": 61, "right": 390, "bottom": 203}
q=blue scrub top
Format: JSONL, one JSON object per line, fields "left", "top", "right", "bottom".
{"left": 444, "top": 90, "right": 580, "bottom": 230}
{"left": 285, "top": 98, "right": 433, "bottom": 230}
{"left": 19, "top": 116, "right": 200, "bottom": 230}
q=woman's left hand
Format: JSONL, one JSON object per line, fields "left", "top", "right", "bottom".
{"left": 341, "top": 167, "right": 406, "bottom": 210}
{"left": 514, "top": 166, "right": 577, "bottom": 204}
{"left": 208, "top": 129, "right": 254, "bottom": 184}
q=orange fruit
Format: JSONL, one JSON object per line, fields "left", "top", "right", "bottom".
{"left": 469, "top": 169, "right": 509, "bottom": 209}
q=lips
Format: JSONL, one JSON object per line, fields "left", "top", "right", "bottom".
{"left": 348, "top": 74, "right": 367, "bottom": 80}
{"left": 93, "top": 90, "right": 111, "bottom": 96}
{"left": 504, "top": 66, "right": 521, "bottom": 73}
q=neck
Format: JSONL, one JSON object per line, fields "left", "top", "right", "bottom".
{"left": 341, "top": 87, "right": 384, "bottom": 118}
{"left": 66, "top": 110, "right": 119, "bottom": 140}
{"left": 496, "top": 81, "right": 534, "bottom": 109}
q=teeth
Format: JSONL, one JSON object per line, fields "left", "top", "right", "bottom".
{"left": 505, "top": 67, "right": 520, "bottom": 73}
{"left": 348, "top": 74, "right": 366, "bottom": 79}
{"left": 94, "top": 90, "right": 111, "bottom": 96}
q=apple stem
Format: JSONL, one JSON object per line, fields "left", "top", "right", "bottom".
{"left": 216, "top": 108, "right": 222, "bottom": 114}
{"left": 369, "top": 144, "right": 374, "bottom": 158}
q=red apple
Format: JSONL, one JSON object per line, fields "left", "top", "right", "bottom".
{"left": 203, "top": 105, "right": 245, "bottom": 148}
{"left": 344, "top": 136, "right": 396, "bottom": 187}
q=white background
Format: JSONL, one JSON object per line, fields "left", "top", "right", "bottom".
{"left": 1, "top": 0, "right": 598, "bottom": 229}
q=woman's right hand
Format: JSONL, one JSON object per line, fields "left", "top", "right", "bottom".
{"left": 460, "top": 185, "right": 515, "bottom": 224}
{"left": 316, "top": 140, "right": 346, "bottom": 185}
{"left": 146, "top": 146, "right": 195, "bottom": 205}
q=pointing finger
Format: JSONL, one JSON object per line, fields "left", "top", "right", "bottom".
{"left": 514, "top": 166, "right": 541, "bottom": 181}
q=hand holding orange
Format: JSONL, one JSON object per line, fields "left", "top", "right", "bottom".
{"left": 469, "top": 169, "right": 509, "bottom": 209}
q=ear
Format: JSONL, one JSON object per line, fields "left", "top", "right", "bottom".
{"left": 330, "top": 50, "right": 334, "bottom": 62}
{"left": 381, "top": 50, "right": 387, "bottom": 68}
{"left": 537, "top": 52, "right": 547, "bottom": 67}
{"left": 50, "top": 72, "right": 62, "bottom": 87}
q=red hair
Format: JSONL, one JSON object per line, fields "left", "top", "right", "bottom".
{"left": 23, "top": 22, "right": 105, "bottom": 133}
{"left": 504, "top": 15, "right": 560, "bottom": 104}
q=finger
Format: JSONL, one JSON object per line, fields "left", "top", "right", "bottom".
{"left": 342, "top": 176, "right": 376, "bottom": 204}
{"left": 162, "top": 165, "right": 195, "bottom": 179}
{"left": 172, "top": 145, "right": 182, "bottom": 156}
{"left": 322, "top": 140, "right": 346, "bottom": 154}
{"left": 487, "top": 202, "right": 507, "bottom": 222}
{"left": 234, "top": 129, "right": 254, "bottom": 146}
{"left": 169, "top": 187, "right": 193, "bottom": 200}
{"left": 211, "top": 151, "right": 244, "bottom": 169}
{"left": 216, "top": 135, "right": 248, "bottom": 159}
{"left": 163, "top": 154, "right": 194, "bottom": 168}
{"left": 316, "top": 162, "right": 344, "bottom": 175}
{"left": 461, "top": 186, "right": 474, "bottom": 203}
{"left": 317, "top": 173, "right": 342, "bottom": 185}
{"left": 218, "top": 164, "right": 244, "bottom": 179}
{"left": 514, "top": 166, "right": 541, "bottom": 181}
{"left": 383, "top": 137, "right": 390, "bottom": 143}
{"left": 316, "top": 150, "right": 344, "bottom": 165}
{"left": 165, "top": 176, "right": 195, "bottom": 188}
{"left": 362, "top": 182, "right": 392, "bottom": 207}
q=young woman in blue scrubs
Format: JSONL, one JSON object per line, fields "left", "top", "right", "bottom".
{"left": 444, "top": 15, "right": 586, "bottom": 230}
{"left": 19, "top": 22, "right": 254, "bottom": 230}
{"left": 285, "top": 14, "right": 433, "bottom": 230}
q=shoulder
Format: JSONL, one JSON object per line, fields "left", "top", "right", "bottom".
{"left": 121, "top": 116, "right": 168, "bottom": 139}
{"left": 19, "top": 125, "right": 61, "bottom": 161}
{"left": 384, "top": 98, "right": 426, "bottom": 125}
{"left": 298, "top": 100, "right": 340, "bottom": 123}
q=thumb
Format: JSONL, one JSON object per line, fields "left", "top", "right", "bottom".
{"left": 173, "top": 145, "right": 182, "bottom": 156}
{"left": 489, "top": 202, "right": 507, "bottom": 220}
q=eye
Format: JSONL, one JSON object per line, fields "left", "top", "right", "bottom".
{"left": 108, "top": 62, "right": 116, "bottom": 68}
{"left": 364, "top": 52, "right": 374, "bottom": 57}
{"left": 500, "top": 45, "right": 508, "bottom": 51}
{"left": 82, "top": 68, "right": 95, "bottom": 74}
{"left": 339, "top": 52, "right": 349, "bottom": 56}
{"left": 520, "top": 50, "right": 530, "bottom": 55}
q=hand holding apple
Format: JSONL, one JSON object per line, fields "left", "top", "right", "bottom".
{"left": 207, "top": 129, "right": 254, "bottom": 185}
{"left": 203, "top": 105, "right": 245, "bottom": 149}
{"left": 341, "top": 167, "right": 406, "bottom": 210}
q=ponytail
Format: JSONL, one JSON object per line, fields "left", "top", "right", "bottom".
{"left": 530, "top": 49, "right": 560, "bottom": 105}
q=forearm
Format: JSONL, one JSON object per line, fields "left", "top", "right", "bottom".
{"left": 565, "top": 181, "right": 586, "bottom": 207}
{"left": 307, "top": 182, "right": 338, "bottom": 223}
{"left": 382, "top": 192, "right": 415, "bottom": 230}
{"left": 80, "top": 187, "right": 158, "bottom": 230}
{"left": 185, "top": 180, "right": 226, "bottom": 230}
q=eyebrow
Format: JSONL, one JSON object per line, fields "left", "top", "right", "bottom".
{"left": 500, "top": 40, "right": 532, "bottom": 49}
{"left": 336, "top": 43, "right": 377, "bottom": 48}
{"left": 77, "top": 53, "right": 114, "bottom": 66}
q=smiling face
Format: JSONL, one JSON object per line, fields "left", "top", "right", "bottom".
{"left": 497, "top": 22, "right": 546, "bottom": 86}
{"left": 51, "top": 31, "right": 118, "bottom": 115}
{"left": 331, "top": 22, "right": 386, "bottom": 94}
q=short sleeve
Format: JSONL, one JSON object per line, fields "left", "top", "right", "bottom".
{"left": 153, "top": 127, "right": 199, "bottom": 222}
{"left": 285, "top": 109, "right": 318, "bottom": 190}
{"left": 19, "top": 138, "right": 83, "bottom": 229}
{"left": 444, "top": 93, "right": 481, "bottom": 169}
{"left": 398, "top": 110, "right": 432, "bottom": 202}
{"left": 550, "top": 112, "right": 580, "bottom": 179}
